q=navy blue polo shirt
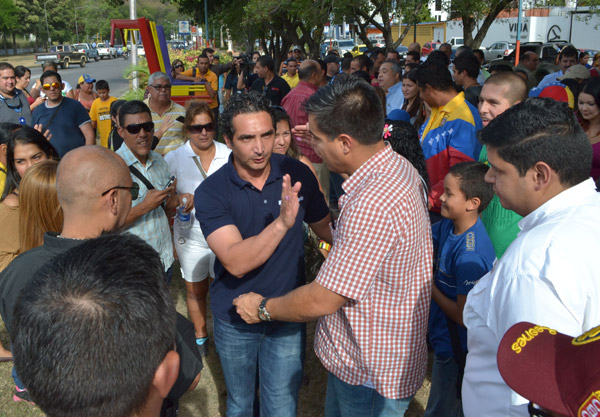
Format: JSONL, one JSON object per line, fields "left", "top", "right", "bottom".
{"left": 195, "top": 152, "right": 328, "bottom": 323}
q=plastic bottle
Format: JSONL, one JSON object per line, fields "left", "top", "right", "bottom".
{"left": 177, "top": 197, "right": 192, "bottom": 230}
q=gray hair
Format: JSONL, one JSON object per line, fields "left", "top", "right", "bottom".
{"left": 148, "top": 71, "right": 169, "bottom": 86}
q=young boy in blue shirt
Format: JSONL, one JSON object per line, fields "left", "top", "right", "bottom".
{"left": 424, "top": 161, "right": 496, "bottom": 417}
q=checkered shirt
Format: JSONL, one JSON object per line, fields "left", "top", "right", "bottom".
{"left": 314, "top": 144, "right": 433, "bottom": 399}
{"left": 117, "top": 145, "right": 174, "bottom": 272}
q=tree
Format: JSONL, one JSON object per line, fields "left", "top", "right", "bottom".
{"left": 0, "top": 0, "right": 19, "bottom": 53}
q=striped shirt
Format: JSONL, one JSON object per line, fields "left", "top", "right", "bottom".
{"left": 314, "top": 144, "right": 433, "bottom": 399}
{"left": 144, "top": 99, "right": 185, "bottom": 155}
{"left": 117, "top": 144, "right": 174, "bottom": 271}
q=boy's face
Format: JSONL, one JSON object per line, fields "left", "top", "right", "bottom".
{"left": 440, "top": 173, "right": 471, "bottom": 220}
{"left": 97, "top": 89, "right": 110, "bottom": 101}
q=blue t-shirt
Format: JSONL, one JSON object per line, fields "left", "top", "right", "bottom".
{"left": 428, "top": 217, "right": 495, "bottom": 358}
{"left": 32, "top": 98, "right": 91, "bottom": 157}
{"left": 195, "top": 153, "right": 329, "bottom": 323}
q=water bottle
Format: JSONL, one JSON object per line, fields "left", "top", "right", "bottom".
{"left": 177, "top": 197, "right": 192, "bottom": 230}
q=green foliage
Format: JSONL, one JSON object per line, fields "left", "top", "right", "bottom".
{"left": 0, "top": 0, "right": 20, "bottom": 32}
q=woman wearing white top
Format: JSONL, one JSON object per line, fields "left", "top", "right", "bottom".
{"left": 165, "top": 101, "right": 230, "bottom": 356}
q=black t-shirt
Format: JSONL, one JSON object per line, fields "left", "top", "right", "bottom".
{"left": 250, "top": 75, "right": 291, "bottom": 106}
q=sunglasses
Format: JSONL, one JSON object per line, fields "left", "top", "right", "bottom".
{"left": 150, "top": 84, "right": 171, "bottom": 90}
{"left": 101, "top": 182, "right": 140, "bottom": 200}
{"left": 188, "top": 122, "right": 215, "bottom": 134}
{"left": 124, "top": 121, "right": 155, "bottom": 134}
{"left": 174, "top": 64, "right": 184, "bottom": 69}
{"left": 42, "top": 82, "right": 61, "bottom": 90}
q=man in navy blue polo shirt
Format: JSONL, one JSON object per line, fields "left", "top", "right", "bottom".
{"left": 195, "top": 91, "right": 331, "bottom": 417}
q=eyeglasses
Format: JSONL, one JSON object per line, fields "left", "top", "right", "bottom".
{"left": 174, "top": 64, "right": 184, "bottom": 69}
{"left": 150, "top": 84, "right": 171, "bottom": 90}
{"left": 527, "top": 402, "right": 554, "bottom": 417}
{"left": 124, "top": 121, "right": 155, "bottom": 134}
{"left": 42, "top": 82, "right": 61, "bottom": 90}
{"left": 101, "top": 183, "right": 139, "bottom": 200}
{"left": 188, "top": 122, "right": 215, "bottom": 134}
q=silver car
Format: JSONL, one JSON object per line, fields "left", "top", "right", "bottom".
{"left": 482, "top": 41, "right": 516, "bottom": 63}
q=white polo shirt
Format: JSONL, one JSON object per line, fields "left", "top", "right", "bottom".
{"left": 462, "top": 178, "right": 600, "bottom": 417}
{"left": 164, "top": 140, "right": 230, "bottom": 240}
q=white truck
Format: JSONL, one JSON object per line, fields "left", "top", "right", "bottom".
{"left": 97, "top": 42, "right": 117, "bottom": 59}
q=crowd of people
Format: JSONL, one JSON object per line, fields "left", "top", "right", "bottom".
{"left": 0, "top": 39, "right": 598, "bottom": 417}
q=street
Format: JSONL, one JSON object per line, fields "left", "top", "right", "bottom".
{"left": 28, "top": 55, "right": 133, "bottom": 98}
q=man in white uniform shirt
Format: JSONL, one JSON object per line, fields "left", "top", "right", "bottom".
{"left": 462, "top": 97, "right": 600, "bottom": 417}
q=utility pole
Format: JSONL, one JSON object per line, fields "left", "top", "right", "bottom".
{"left": 44, "top": 1, "right": 51, "bottom": 47}
{"left": 130, "top": 0, "right": 138, "bottom": 89}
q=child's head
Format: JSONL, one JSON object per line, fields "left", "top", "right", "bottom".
{"left": 96, "top": 80, "right": 110, "bottom": 100}
{"left": 441, "top": 162, "right": 494, "bottom": 220}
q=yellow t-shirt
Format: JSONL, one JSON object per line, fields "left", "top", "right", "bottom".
{"left": 180, "top": 68, "right": 219, "bottom": 109}
{"left": 90, "top": 96, "right": 117, "bottom": 147}
{"left": 282, "top": 72, "right": 299, "bottom": 88}
{"left": 0, "top": 161, "right": 6, "bottom": 195}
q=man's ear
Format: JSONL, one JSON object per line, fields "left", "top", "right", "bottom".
{"left": 337, "top": 134, "right": 353, "bottom": 155}
{"left": 151, "top": 350, "right": 180, "bottom": 399}
{"left": 224, "top": 135, "right": 233, "bottom": 149}
{"left": 531, "top": 161, "right": 553, "bottom": 191}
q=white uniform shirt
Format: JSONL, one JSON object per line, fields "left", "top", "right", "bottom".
{"left": 462, "top": 178, "right": 600, "bottom": 417}
{"left": 164, "top": 140, "right": 230, "bottom": 240}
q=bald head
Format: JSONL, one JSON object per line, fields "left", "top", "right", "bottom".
{"left": 57, "top": 146, "right": 130, "bottom": 211}
{"left": 484, "top": 72, "right": 528, "bottom": 104}
{"left": 298, "top": 59, "right": 321, "bottom": 84}
{"left": 408, "top": 42, "right": 421, "bottom": 53}
{"left": 522, "top": 51, "right": 539, "bottom": 71}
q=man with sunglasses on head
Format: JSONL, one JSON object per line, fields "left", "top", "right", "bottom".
{"left": 116, "top": 100, "right": 193, "bottom": 284}
{"left": 0, "top": 63, "right": 32, "bottom": 126}
{"left": 0, "top": 146, "right": 203, "bottom": 410}
{"left": 31, "top": 70, "right": 95, "bottom": 157}
{"left": 145, "top": 72, "right": 186, "bottom": 155}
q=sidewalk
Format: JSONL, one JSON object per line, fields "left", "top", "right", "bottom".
{"left": 0, "top": 54, "right": 38, "bottom": 67}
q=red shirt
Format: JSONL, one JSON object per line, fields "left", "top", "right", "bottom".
{"left": 314, "top": 145, "right": 433, "bottom": 399}
{"left": 281, "top": 81, "right": 321, "bottom": 163}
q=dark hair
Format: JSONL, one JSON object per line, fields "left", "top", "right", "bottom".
{"left": 95, "top": 80, "right": 109, "bottom": 91}
{"left": 41, "top": 61, "right": 58, "bottom": 71}
{"left": 298, "top": 60, "right": 319, "bottom": 81}
{"left": 183, "top": 100, "right": 215, "bottom": 137}
{"left": 0, "top": 62, "right": 14, "bottom": 72}
{"left": 415, "top": 59, "right": 454, "bottom": 92}
{"left": 404, "top": 62, "right": 420, "bottom": 72}
{"left": 202, "top": 47, "right": 215, "bottom": 54}
{"left": 387, "top": 120, "right": 429, "bottom": 188}
{"left": 2, "top": 126, "right": 59, "bottom": 200}
{"left": 350, "top": 70, "right": 371, "bottom": 84}
{"left": 406, "top": 50, "right": 420, "bottom": 62}
{"left": 489, "top": 64, "right": 513, "bottom": 74}
{"left": 257, "top": 55, "right": 275, "bottom": 72}
{"left": 453, "top": 53, "right": 480, "bottom": 79}
{"left": 40, "top": 70, "right": 62, "bottom": 85}
{"left": 118, "top": 100, "right": 152, "bottom": 128}
{"left": 559, "top": 45, "right": 578, "bottom": 60}
{"left": 456, "top": 45, "right": 473, "bottom": 56}
{"left": 369, "top": 48, "right": 385, "bottom": 60}
{"left": 480, "top": 97, "right": 592, "bottom": 186}
{"left": 14, "top": 65, "right": 30, "bottom": 79}
{"left": 352, "top": 54, "right": 372, "bottom": 72}
{"left": 0, "top": 122, "right": 20, "bottom": 146}
{"left": 287, "top": 57, "right": 297, "bottom": 64}
{"left": 448, "top": 161, "right": 494, "bottom": 212}
{"left": 576, "top": 77, "right": 600, "bottom": 128}
{"left": 388, "top": 51, "right": 401, "bottom": 60}
{"left": 271, "top": 106, "right": 300, "bottom": 159}
{"left": 427, "top": 50, "right": 450, "bottom": 67}
{"left": 197, "top": 53, "right": 209, "bottom": 61}
{"left": 341, "top": 56, "right": 353, "bottom": 71}
{"left": 220, "top": 91, "right": 273, "bottom": 140}
{"left": 473, "top": 49, "right": 485, "bottom": 61}
{"left": 12, "top": 234, "right": 176, "bottom": 417}
{"left": 401, "top": 69, "right": 426, "bottom": 130}
{"left": 304, "top": 77, "right": 384, "bottom": 145}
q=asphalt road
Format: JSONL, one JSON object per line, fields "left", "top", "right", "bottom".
{"left": 28, "top": 55, "right": 133, "bottom": 98}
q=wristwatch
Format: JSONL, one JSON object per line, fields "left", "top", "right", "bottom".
{"left": 258, "top": 298, "right": 272, "bottom": 322}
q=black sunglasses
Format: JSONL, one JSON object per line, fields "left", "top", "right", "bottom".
{"left": 124, "top": 122, "right": 155, "bottom": 134}
{"left": 174, "top": 64, "right": 184, "bottom": 69}
{"left": 188, "top": 122, "right": 215, "bottom": 134}
{"left": 101, "top": 183, "right": 140, "bottom": 200}
{"left": 528, "top": 402, "right": 554, "bottom": 417}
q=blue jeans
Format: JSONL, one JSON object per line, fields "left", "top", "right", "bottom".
{"left": 325, "top": 372, "right": 413, "bottom": 417}
{"left": 213, "top": 317, "right": 305, "bottom": 417}
{"left": 423, "top": 355, "right": 464, "bottom": 417}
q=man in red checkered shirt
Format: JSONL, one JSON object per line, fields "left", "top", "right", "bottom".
{"left": 234, "top": 78, "right": 433, "bottom": 416}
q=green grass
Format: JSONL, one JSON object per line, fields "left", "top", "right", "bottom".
{"left": 0, "top": 266, "right": 430, "bottom": 416}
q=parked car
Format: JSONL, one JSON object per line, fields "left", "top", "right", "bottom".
{"left": 491, "top": 41, "right": 571, "bottom": 81}
{"left": 73, "top": 43, "right": 99, "bottom": 61}
{"left": 35, "top": 44, "right": 87, "bottom": 69}
{"left": 351, "top": 44, "right": 369, "bottom": 57}
{"left": 421, "top": 41, "right": 441, "bottom": 56}
{"left": 396, "top": 45, "right": 409, "bottom": 61}
{"left": 482, "top": 41, "right": 516, "bottom": 63}
{"left": 448, "top": 37, "right": 464, "bottom": 47}
{"left": 97, "top": 43, "right": 117, "bottom": 59}
{"left": 322, "top": 39, "right": 355, "bottom": 57}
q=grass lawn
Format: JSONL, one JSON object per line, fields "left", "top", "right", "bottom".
{"left": 0, "top": 266, "right": 431, "bottom": 416}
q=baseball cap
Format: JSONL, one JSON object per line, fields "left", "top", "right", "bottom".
{"left": 497, "top": 321, "right": 600, "bottom": 417}
{"left": 78, "top": 74, "right": 96, "bottom": 84}
{"left": 557, "top": 64, "right": 590, "bottom": 81}
{"left": 386, "top": 109, "right": 411, "bottom": 123}
{"left": 324, "top": 55, "right": 340, "bottom": 64}
{"left": 292, "top": 45, "right": 302, "bottom": 52}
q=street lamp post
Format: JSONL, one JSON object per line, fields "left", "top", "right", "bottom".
{"left": 44, "top": 1, "right": 51, "bottom": 47}
{"left": 74, "top": 6, "right": 89, "bottom": 43}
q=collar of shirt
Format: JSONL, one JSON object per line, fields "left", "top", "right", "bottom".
{"left": 183, "top": 139, "right": 229, "bottom": 161}
{"left": 387, "top": 82, "right": 402, "bottom": 95}
{"left": 225, "top": 152, "right": 285, "bottom": 189}
{"left": 0, "top": 89, "right": 20, "bottom": 101}
{"left": 341, "top": 144, "right": 393, "bottom": 198}
{"left": 295, "top": 80, "right": 318, "bottom": 92}
{"left": 118, "top": 141, "right": 158, "bottom": 170}
{"left": 518, "top": 178, "right": 597, "bottom": 232}
{"left": 426, "top": 91, "right": 465, "bottom": 131}
{"left": 144, "top": 98, "right": 178, "bottom": 115}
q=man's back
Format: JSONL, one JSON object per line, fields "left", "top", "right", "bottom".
{"left": 250, "top": 75, "right": 291, "bottom": 106}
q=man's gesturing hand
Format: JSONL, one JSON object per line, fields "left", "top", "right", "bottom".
{"left": 233, "top": 292, "right": 263, "bottom": 324}
{"left": 279, "top": 174, "right": 302, "bottom": 230}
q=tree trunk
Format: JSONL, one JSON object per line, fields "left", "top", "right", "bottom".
{"left": 12, "top": 32, "right": 17, "bottom": 54}
{"left": 3, "top": 32, "right": 8, "bottom": 55}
